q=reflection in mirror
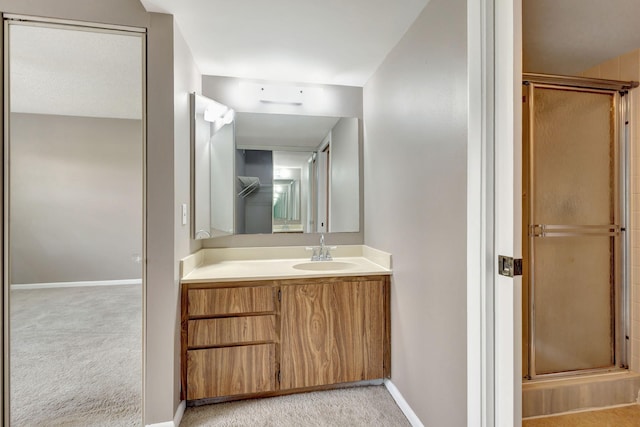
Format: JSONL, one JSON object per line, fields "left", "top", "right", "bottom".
{"left": 273, "top": 179, "right": 298, "bottom": 223}
{"left": 191, "top": 93, "right": 235, "bottom": 238}
{"left": 235, "top": 149, "right": 272, "bottom": 234}
{"left": 192, "top": 103, "right": 359, "bottom": 239}
{"left": 235, "top": 113, "right": 360, "bottom": 235}
{"left": 273, "top": 161, "right": 303, "bottom": 233}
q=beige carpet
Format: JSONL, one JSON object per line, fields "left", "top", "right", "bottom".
{"left": 180, "top": 385, "right": 411, "bottom": 427}
{"left": 523, "top": 404, "right": 640, "bottom": 427}
{"left": 10, "top": 285, "right": 142, "bottom": 426}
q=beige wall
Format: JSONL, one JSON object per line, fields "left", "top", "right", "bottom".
{"left": 0, "top": 1, "right": 180, "bottom": 425}
{"left": 172, "top": 20, "right": 202, "bottom": 414}
{"left": 363, "top": 0, "right": 468, "bottom": 425}
{"left": 581, "top": 52, "right": 640, "bottom": 372}
{"left": 0, "top": 0, "right": 149, "bottom": 28}
{"left": 145, "top": 12, "right": 179, "bottom": 425}
{"left": 9, "top": 113, "right": 143, "bottom": 284}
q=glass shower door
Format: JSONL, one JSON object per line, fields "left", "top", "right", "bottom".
{"left": 525, "top": 84, "right": 622, "bottom": 377}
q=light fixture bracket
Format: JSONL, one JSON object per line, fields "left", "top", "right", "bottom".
{"left": 256, "top": 84, "right": 304, "bottom": 105}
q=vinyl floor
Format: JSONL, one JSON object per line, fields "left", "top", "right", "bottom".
{"left": 523, "top": 404, "right": 640, "bottom": 427}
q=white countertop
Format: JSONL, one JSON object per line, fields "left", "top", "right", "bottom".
{"left": 181, "top": 245, "right": 392, "bottom": 283}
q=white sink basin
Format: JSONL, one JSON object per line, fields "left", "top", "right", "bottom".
{"left": 292, "top": 261, "right": 357, "bottom": 271}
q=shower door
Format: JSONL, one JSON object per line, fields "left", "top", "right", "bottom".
{"left": 523, "top": 79, "right": 628, "bottom": 378}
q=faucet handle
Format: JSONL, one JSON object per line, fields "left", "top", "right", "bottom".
{"left": 306, "top": 246, "right": 320, "bottom": 261}
{"left": 323, "top": 246, "right": 338, "bottom": 261}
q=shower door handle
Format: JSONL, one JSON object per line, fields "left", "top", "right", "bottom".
{"left": 529, "top": 224, "right": 623, "bottom": 238}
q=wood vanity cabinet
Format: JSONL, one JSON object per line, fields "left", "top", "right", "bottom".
{"left": 181, "top": 275, "right": 390, "bottom": 403}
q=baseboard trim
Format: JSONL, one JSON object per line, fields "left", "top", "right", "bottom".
{"left": 174, "top": 400, "right": 186, "bottom": 426}
{"left": 145, "top": 401, "right": 186, "bottom": 427}
{"left": 384, "top": 379, "right": 424, "bottom": 427}
{"left": 145, "top": 421, "right": 174, "bottom": 427}
{"left": 11, "top": 278, "right": 142, "bottom": 290}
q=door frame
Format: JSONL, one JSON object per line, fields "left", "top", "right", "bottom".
{"left": 467, "top": 0, "right": 522, "bottom": 426}
{"left": 494, "top": 0, "right": 523, "bottom": 425}
{"left": 1, "top": 16, "right": 147, "bottom": 426}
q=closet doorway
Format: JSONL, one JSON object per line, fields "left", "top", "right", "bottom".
{"left": 3, "top": 17, "right": 145, "bottom": 425}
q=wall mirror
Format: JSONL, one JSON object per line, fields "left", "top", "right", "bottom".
{"left": 191, "top": 93, "right": 360, "bottom": 239}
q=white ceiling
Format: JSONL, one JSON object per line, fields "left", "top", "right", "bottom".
{"left": 14, "top": 1, "right": 637, "bottom": 121}
{"left": 9, "top": 24, "right": 143, "bottom": 119}
{"left": 146, "top": 0, "right": 640, "bottom": 84}
{"left": 141, "top": 0, "right": 428, "bottom": 86}
{"left": 524, "top": 0, "right": 640, "bottom": 75}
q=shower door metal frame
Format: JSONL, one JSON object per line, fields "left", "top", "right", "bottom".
{"left": 522, "top": 74, "right": 634, "bottom": 380}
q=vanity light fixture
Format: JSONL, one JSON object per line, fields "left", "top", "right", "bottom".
{"left": 204, "top": 99, "right": 235, "bottom": 130}
{"left": 203, "top": 100, "right": 228, "bottom": 122}
{"left": 221, "top": 108, "right": 235, "bottom": 125}
{"left": 256, "top": 83, "right": 304, "bottom": 105}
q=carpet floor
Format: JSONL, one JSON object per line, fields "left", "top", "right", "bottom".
{"left": 180, "top": 385, "right": 411, "bottom": 427}
{"left": 523, "top": 404, "right": 640, "bottom": 427}
{"left": 10, "top": 285, "right": 142, "bottom": 426}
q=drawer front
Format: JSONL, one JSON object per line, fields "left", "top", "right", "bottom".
{"left": 188, "top": 315, "right": 277, "bottom": 348}
{"left": 188, "top": 286, "right": 275, "bottom": 317}
{"left": 186, "top": 344, "right": 276, "bottom": 400}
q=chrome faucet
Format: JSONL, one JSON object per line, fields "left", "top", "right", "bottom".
{"left": 320, "top": 234, "right": 335, "bottom": 261}
{"left": 305, "top": 234, "right": 336, "bottom": 261}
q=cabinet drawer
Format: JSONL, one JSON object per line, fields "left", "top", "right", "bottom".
{"left": 188, "top": 286, "right": 275, "bottom": 317}
{"left": 188, "top": 315, "right": 277, "bottom": 348}
{"left": 186, "top": 344, "right": 276, "bottom": 400}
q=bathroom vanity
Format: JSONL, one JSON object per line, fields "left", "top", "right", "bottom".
{"left": 180, "top": 246, "right": 391, "bottom": 404}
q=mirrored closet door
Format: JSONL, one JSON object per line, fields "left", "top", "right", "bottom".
{"left": 4, "top": 18, "right": 145, "bottom": 426}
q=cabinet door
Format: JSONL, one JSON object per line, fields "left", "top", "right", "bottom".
{"left": 280, "top": 279, "right": 385, "bottom": 390}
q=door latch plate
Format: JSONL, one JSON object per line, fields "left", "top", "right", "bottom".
{"left": 498, "top": 255, "right": 522, "bottom": 277}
